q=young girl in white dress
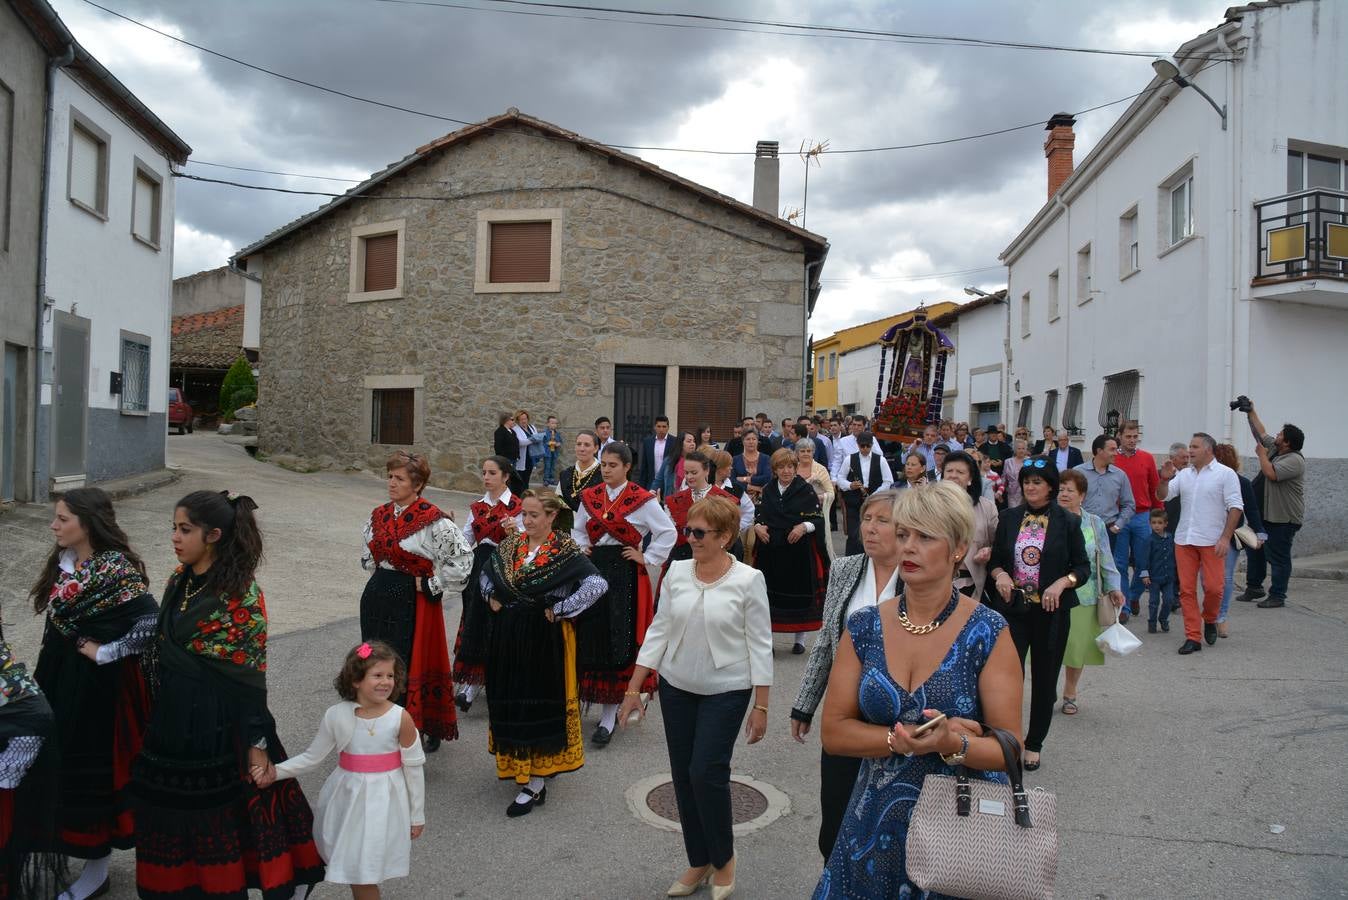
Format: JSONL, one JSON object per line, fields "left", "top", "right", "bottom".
{"left": 254, "top": 641, "right": 426, "bottom": 899}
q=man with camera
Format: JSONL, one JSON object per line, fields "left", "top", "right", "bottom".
{"left": 1233, "top": 397, "right": 1305, "bottom": 609}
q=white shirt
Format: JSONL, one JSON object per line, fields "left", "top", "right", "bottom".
{"left": 637, "top": 560, "right": 773, "bottom": 694}
{"left": 362, "top": 503, "right": 473, "bottom": 593}
{"left": 691, "top": 483, "right": 755, "bottom": 533}
{"left": 834, "top": 450, "right": 894, "bottom": 493}
{"left": 1054, "top": 446, "right": 1071, "bottom": 472}
{"left": 1170, "top": 459, "right": 1243, "bottom": 546}
{"left": 846, "top": 557, "right": 901, "bottom": 622}
{"left": 512, "top": 424, "right": 533, "bottom": 470}
{"left": 463, "top": 489, "right": 524, "bottom": 547}
{"left": 653, "top": 436, "right": 667, "bottom": 477}
{"left": 571, "top": 481, "right": 677, "bottom": 566}
{"left": 830, "top": 433, "right": 860, "bottom": 480}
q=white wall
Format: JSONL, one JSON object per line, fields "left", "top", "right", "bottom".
{"left": 41, "top": 69, "right": 176, "bottom": 417}
{"left": 949, "top": 303, "right": 1007, "bottom": 424}
{"left": 1001, "top": 1, "right": 1348, "bottom": 459}
{"left": 836, "top": 344, "right": 881, "bottom": 413}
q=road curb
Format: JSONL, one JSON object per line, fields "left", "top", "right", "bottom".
{"left": 52, "top": 468, "right": 182, "bottom": 502}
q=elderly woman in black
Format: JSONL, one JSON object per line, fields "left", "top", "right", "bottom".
{"left": 987, "top": 458, "right": 1090, "bottom": 771}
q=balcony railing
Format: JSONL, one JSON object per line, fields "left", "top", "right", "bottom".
{"left": 1253, "top": 187, "right": 1348, "bottom": 283}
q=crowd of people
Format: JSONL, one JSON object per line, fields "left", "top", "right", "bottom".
{"left": 0, "top": 397, "right": 1304, "bottom": 899}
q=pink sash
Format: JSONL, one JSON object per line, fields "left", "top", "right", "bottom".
{"left": 338, "top": 750, "right": 401, "bottom": 773}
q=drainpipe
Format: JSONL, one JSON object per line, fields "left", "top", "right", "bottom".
{"left": 1217, "top": 29, "right": 1239, "bottom": 447}
{"left": 32, "top": 43, "right": 76, "bottom": 501}
{"left": 802, "top": 257, "right": 824, "bottom": 409}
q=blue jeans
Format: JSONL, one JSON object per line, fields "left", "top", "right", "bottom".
{"left": 541, "top": 452, "right": 558, "bottom": 484}
{"left": 1244, "top": 521, "right": 1301, "bottom": 601}
{"left": 1218, "top": 544, "right": 1240, "bottom": 623}
{"left": 1148, "top": 580, "right": 1175, "bottom": 627}
{"left": 1113, "top": 510, "right": 1153, "bottom": 605}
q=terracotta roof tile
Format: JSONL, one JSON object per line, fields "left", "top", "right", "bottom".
{"left": 171, "top": 305, "right": 245, "bottom": 369}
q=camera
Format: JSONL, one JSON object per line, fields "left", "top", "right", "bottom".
{"left": 1229, "top": 395, "right": 1253, "bottom": 413}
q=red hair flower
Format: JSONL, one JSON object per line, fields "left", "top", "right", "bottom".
{"left": 356, "top": 642, "right": 372, "bottom": 659}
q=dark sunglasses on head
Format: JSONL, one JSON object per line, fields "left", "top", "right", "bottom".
{"left": 682, "top": 526, "right": 717, "bottom": 541}
{"left": 1025, "top": 458, "right": 1050, "bottom": 469}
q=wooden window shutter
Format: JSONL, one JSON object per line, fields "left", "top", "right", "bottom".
{"left": 489, "top": 221, "right": 552, "bottom": 283}
{"left": 363, "top": 233, "right": 399, "bottom": 292}
{"left": 373, "top": 388, "right": 415, "bottom": 445}
{"left": 133, "top": 173, "right": 157, "bottom": 242}
{"left": 677, "top": 367, "right": 745, "bottom": 447}
{"left": 70, "top": 125, "right": 103, "bottom": 210}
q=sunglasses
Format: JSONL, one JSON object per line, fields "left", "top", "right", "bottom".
{"left": 1024, "top": 458, "right": 1050, "bottom": 469}
{"left": 682, "top": 526, "right": 718, "bottom": 541}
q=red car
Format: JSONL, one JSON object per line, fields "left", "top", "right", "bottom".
{"left": 168, "top": 387, "right": 194, "bottom": 434}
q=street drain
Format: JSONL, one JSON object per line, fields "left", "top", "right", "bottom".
{"left": 626, "top": 773, "right": 790, "bottom": 835}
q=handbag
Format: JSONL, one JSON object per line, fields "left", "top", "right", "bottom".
{"left": 1233, "top": 524, "right": 1262, "bottom": 549}
{"left": 907, "top": 725, "right": 1058, "bottom": 899}
{"left": 1093, "top": 531, "right": 1117, "bottom": 628}
{"left": 1096, "top": 604, "right": 1142, "bottom": 657}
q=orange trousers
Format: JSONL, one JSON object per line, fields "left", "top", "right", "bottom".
{"left": 1175, "top": 543, "right": 1225, "bottom": 642}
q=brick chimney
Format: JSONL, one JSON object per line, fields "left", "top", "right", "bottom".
{"left": 1044, "top": 113, "right": 1076, "bottom": 198}
{"left": 753, "top": 141, "right": 779, "bottom": 215}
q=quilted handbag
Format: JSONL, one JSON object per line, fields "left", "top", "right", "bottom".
{"left": 906, "top": 726, "right": 1058, "bottom": 899}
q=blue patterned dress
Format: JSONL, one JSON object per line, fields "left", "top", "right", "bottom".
{"left": 813, "top": 599, "right": 1009, "bottom": 899}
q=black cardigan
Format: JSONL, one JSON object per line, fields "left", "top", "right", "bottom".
{"left": 494, "top": 425, "right": 520, "bottom": 462}
{"left": 988, "top": 503, "right": 1091, "bottom": 611}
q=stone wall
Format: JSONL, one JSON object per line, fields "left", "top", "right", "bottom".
{"left": 173, "top": 266, "right": 246, "bottom": 317}
{"left": 254, "top": 126, "right": 817, "bottom": 491}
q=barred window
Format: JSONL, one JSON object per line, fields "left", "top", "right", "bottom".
{"left": 1098, "top": 371, "right": 1139, "bottom": 430}
{"left": 1064, "top": 384, "right": 1084, "bottom": 435}
{"left": 1016, "top": 395, "right": 1034, "bottom": 429}
{"left": 1042, "top": 389, "right": 1058, "bottom": 430}
{"left": 120, "top": 337, "right": 150, "bottom": 413}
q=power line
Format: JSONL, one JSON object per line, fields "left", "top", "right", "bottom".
{"left": 189, "top": 160, "right": 364, "bottom": 182}
{"left": 382, "top": 0, "right": 1199, "bottom": 59}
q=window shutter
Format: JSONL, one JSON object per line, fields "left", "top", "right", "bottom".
{"left": 70, "top": 125, "right": 102, "bottom": 210}
{"left": 489, "top": 221, "right": 552, "bottom": 283}
{"left": 1064, "top": 385, "right": 1083, "bottom": 433}
{"left": 677, "top": 367, "right": 745, "bottom": 447}
{"left": 133, "top": 174, "right": 156, "bottom": 242}
{"left": 373, "top": 389, "right": 415, "bottom": 444}
{"left": 363, "top": 233, "right": 399, "bottom": 292}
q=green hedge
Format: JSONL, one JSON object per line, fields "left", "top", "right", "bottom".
{"left": 219, "top": 356, "right": 257, "bottom": 421}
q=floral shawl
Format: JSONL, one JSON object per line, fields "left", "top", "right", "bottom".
{"left": 164, "top": 566, "right": 268, "bottom": 689}
{"left": 46, "top": 550, "right": 150, "bottom": 638}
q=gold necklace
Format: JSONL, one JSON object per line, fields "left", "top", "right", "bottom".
{"left": 179, "top": 573, "right": 208, "bottom": 611}
{"left": 896, "top": 593, "right": 959, "bottom": 636}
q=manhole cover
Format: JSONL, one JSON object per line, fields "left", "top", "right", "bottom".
{"left": 645, "top": 780, "right": 769, "bottom": 825}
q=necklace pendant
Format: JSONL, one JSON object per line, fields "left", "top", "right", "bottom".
{"left": 604, "top": 512, "right": 615, "bottom": 521}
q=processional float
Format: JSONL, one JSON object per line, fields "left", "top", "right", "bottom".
{"left": 870, "top": 306, "right": 955, "bottom": 444}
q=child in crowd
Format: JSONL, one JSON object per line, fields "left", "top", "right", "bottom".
{"left": 256, "top": 641, "right": 426, "bottom": 899}
{"left": 1141, "top": 508, "right": 1177, "bottom": 633}
{"left": 541, "top": 416, "right": 563, "bottom": 487}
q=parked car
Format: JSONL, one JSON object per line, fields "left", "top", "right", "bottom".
{"left": 168, "top": 388, "right": 194, "bottom": 434}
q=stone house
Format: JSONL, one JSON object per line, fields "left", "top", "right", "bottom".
{"left": 171, "top": 266, "right": 261, "bottom": 419}
{"left": 234, "top": 110, "right": 829, "bottom": 491}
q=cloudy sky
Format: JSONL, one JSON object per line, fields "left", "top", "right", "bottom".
{"left": 51, "top": 0, "right": 1230, "bottom": 334}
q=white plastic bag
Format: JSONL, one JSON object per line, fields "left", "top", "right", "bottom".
{"left": 1096, "top": 606, "right": 1142, "bottom": 657}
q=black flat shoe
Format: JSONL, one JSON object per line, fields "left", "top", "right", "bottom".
{"left": 454, "top": 693, "right": 472, "bottom": 713}
{"left": 591, "top": 724, "right": 613, "bottom": 747}
{"left": 1160, "top": 621, "right": 1170, "bottom": 632}
{"left": 506, "top": 785, "right": 546, "bottom": 818}
{"left": 1178, "top": 640, "right": 1202, "bottom": 655}
{"left": 1256, "top": 598, "right": 1285, "bottom": 608}
{"left": 422, "top": 734, "right": 441, "bottom": 753}
{"left": 1204, "top": 623, "right": 1218, "bottom": 645}
{"left": 1023, "top": 755, "right": 1041, "bottom": 771}
{"left": 792, "top": 643, "right": 806, "bottom": 655}
{"left": 1237, "top": 587, "right": 1265, "bottom": 602}
{"left": 1148, "top": 623, "right": 1158, "bottom": 634}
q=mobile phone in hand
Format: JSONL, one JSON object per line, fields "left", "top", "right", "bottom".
{"left": 913, "top": 712, "right": 948, "bottom": 737}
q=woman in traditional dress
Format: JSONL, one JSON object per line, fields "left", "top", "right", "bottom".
{"left": 455, "top": 455, "right": 524, "bottom": 713}
{"left": 571, "top": 442, "right": 676, "bottom": 747}
{"left": 795, "top": 439, "right": 836, "bottom": 559}
{"left": 731, "top": 430, "right": 772, "bottom": 502}
{"left": 481, "top": 491, "right": 608, "bottom": 818}
{"left": 753, "top": 448, "right": 829, "bottom": 655}
{"left": 558, "top": 430, "right": 602, "bottom": 535}
{"left": 132, "top": 490, "right": 324, "bottom": 900}
{"left": 360, "top": 451, "right": 472, "bottom": 751}
{"left": 1, "top": 628, "right": 69, "bottom": 900}
{"left": 663, "top": 451, "right": 753, "bottom": 570}
{"left": 30, "top": 487, "right": 157, "bottom": 900}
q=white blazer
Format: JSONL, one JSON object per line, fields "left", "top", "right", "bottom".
{"left": 638, "top": 559, "right": 773, "bottom": 692}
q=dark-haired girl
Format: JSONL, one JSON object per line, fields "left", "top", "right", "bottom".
{"left": 453, "top": 456, "right": 523, "bottom": 711}
{"left": 131, "top": 490, "right": 324, "bottom": 899}
{"left": 361, "top": 452, "right": 472, "bottom": 751}
{"left": 30, "top": 487, "right": 156, "bottom": 900}
{"left": 260, "top": 641, "right": 426, "bottom": 898}
{"left": 571, "top": 442, "right": 676, "bottom": 746}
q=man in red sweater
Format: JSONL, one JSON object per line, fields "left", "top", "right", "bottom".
{"left": 1111, "top": 421, "right": 1160, "bottom": 615}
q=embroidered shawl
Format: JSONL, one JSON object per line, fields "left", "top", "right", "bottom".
{"left": 45, "top": 550, "right": 152, "bottom": 639}
{"left": 469, "top": 494, "right": 524, "bottom": 546}
{"left": 581, "top": 482, "right": 655, "bottom": 547}
{"left": 368, "top": 500, "right": 445, "bottom": 578}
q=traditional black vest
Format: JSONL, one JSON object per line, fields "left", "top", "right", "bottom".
{"left": 847, "top": 452, "right": 884, "bottom": 493}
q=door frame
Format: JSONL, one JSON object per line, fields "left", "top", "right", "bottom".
{"left": 51, "top": 309, "right": 91, "bottom": 484}
{"left": 613, "top": 365, "right": 666, "bottom": 447}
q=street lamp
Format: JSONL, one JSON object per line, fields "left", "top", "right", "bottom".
{"left": 964, "top": 285, "right": 990, "bottom": 297}
{"left": 1152, "top": 58, "right": 1227, "bottom": 130}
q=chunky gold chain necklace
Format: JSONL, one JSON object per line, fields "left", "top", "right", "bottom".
{"left": 896, "top": 593, "right": 960, "bottom": 636}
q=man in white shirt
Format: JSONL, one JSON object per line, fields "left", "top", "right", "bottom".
{"left": 594, "top": 416, "right": 615, "bottom": 449}
{"left": 830, "top": 415, "right": 866, "bottom": 477}
{"left": 834, "top": 431, "right": 894, "bottom": 555}
{"left": 1157, "top": 432, "right": 1243, "bottom": 654}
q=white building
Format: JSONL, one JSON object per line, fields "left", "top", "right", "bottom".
{"left": 20, "top": 1, "right": 192, "bottom": 492}
{"left": 997, "top": 0, "right": 1346, "bottom": 553}
{"left": 938, "top": 292, "right": 1011, "bottom": 430}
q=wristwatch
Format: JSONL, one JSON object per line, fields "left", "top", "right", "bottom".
{"left": 941, "top": 733, "right": 969, "bottom": 766}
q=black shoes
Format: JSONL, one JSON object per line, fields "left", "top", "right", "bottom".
{"left": 1257, "top": 597, "right": 1286, "bottom": 608}
{"left": 1161, "top": 621, "right": 1170, "bottom": 633}
{"left": 1204, "top": 623, "right": 1218, "bottom": 645}
{"left": 1178, "top": 640, "right": 1202, "bottom": 655}
{"left": 422, "top": 734, "right": 441, "bottom": 753}
{"left": 506, "top": 785, "right": 546, "bottom": 818}
{"left": 454, "top": 692, "right": 473, "bottom": 713}
{"left": 591, "top": 725, "right": 613, "bottom": 747}
{"left": 1237, "top": 587, "right": 1266, "bottom": 602}
{"left": 1148, "top": 623, "right": 1158, "bottom": 634}
{"left": 792, "top": 643, "right": 806, "bottom": 655}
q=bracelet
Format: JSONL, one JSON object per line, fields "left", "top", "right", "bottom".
{"left": 624, "top": 691, "right": 641, "bottom": 696}
{"left": 941, "top": 733, "right": 970, "bottom": 766}
{"left": 753, "top": 705, "right": 769, "bottom": 714}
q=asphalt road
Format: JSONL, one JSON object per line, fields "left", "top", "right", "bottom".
{"left": 1, "top": 432, "right": 1345, "bottom": 899}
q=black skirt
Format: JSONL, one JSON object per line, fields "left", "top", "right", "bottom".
{"left": 485, "top": 601, "right": 568, "bottom": 756}
{"left": 360, "top": 567, "right": 417, "bottom": 672}
{"left": 574, "top": 546, "right": 639, "bottom": 671}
